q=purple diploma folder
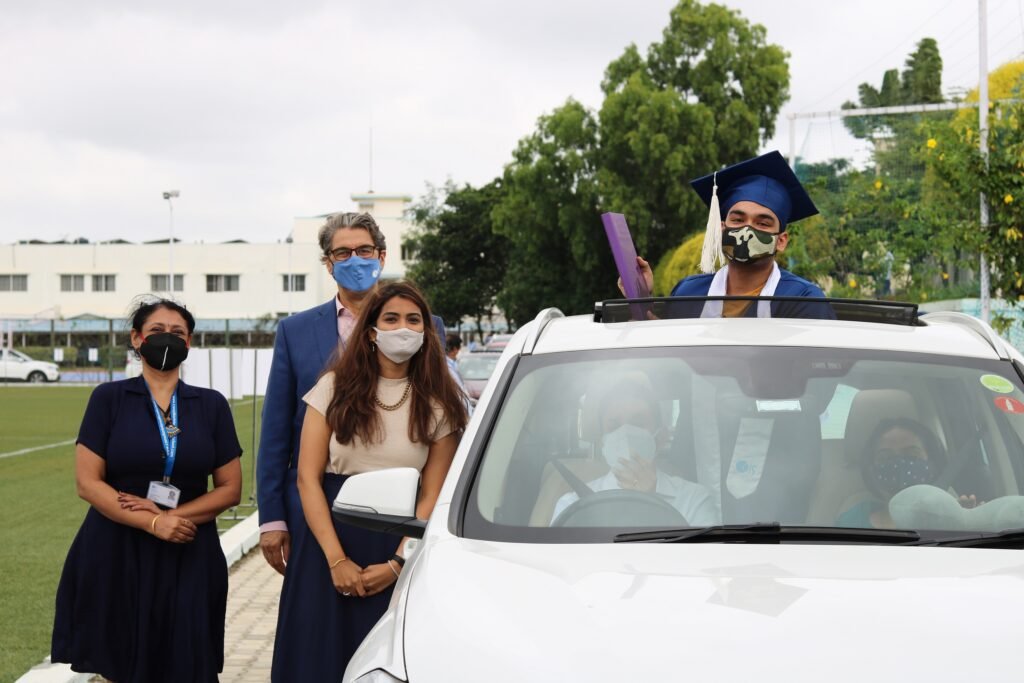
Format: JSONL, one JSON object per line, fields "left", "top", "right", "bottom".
{"left": 601, "top": 212, "right": 651, "bottom": 300}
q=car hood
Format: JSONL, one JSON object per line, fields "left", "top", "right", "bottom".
{"left": 402, "top": 537, "right": 1024, "bottom": 681}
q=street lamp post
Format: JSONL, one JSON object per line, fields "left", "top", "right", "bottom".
{"left": 286, "top": 233, "right": 294, "bottom": 316}
{"left": 162, "top": 190, "right": 180, "bottom": 294}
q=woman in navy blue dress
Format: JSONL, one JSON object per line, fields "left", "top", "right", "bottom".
{"left": 51, "top": 299, "right": 242, "bottom": 683}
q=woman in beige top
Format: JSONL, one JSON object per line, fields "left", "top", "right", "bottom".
{"left": 273, "top": 282, "right": 468, "bottom": 682}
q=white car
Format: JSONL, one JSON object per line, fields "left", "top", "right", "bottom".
{"left": 335, "top": 299, "right": 1024, "bottom": 682}
{"left": 0, "top": 348, "right": 60, "bottom": 382}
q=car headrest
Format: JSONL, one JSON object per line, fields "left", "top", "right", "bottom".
{"left": 844, "top": 389, "right": 919, "bottom": 465}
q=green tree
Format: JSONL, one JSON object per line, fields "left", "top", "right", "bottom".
{"left": 598, "top": 0, "right": 790, "bottom": 260}
{"left": 405, "top": 180, "right": 510, "bottom": 335}
{"left": 493, "top": 0, "right": 790, "bottom": 322}
{"left": 926, "top": 61, "right": 1024, "bottom": 301}
{"left": 652, "top": 232, "right": 703, "bottom": 295}
{"left": 492, "top": 100, "right": 605, "bottom": 327}
{"left": 902, "top": 37, "right": 944, "bottom": 104}
{"left": 806, "top": 38, "right": 974, "bottom": 300}
{"left": 842, "top": 37, "right": 944, "bottom": 144}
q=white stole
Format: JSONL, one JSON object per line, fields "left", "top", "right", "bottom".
{"left": 700, "top": 262, "right": 781, "bottom": 318}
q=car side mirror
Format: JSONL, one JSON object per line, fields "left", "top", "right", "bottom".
{"left": 331, "top": 468, "right": 427, "bottom": 539}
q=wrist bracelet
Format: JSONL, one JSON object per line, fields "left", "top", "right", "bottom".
{"left": 387, "top": 559, "right": 400, "bottom": 578}
{"left": 150, "top": 514, "right": 162, "bottom": 534}
{"left": 390, "top": 553, "right": 406, "bottom": 568}
{"left": 329, "top": 556, "right": 348, "bottom": 569}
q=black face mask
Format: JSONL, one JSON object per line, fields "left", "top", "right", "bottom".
{"left": 139, "top": 333, "right": 189, "bottom": 371}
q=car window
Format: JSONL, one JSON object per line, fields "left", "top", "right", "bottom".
{"left": 463, "top": 347, "right": 1024, "bottom": 542}
{"left": 820, "top": 383, "right": 858, "bottom": 439}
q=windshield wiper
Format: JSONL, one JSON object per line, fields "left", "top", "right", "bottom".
{"left": 614, "top": 523, "right": 921, "bottom": 545}
{"left": 910, "top": 528, "right": 1024, "bottom": 548}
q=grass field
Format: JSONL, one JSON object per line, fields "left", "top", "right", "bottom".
{"left": 0, "top": 385, "right": 263, "bottom": 683}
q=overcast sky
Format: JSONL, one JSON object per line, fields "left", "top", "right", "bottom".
{"left": 3, "top": 0, "right": 1022, "bottom": 244}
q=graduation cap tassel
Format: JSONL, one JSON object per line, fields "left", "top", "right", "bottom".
{"left": 699, "top": 172, "right": 725, "bottom": 274}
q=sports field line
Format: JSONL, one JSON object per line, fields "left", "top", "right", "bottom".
{"left": 0, "top": 439, "right": 76, "bottom": 460}
{"left": 0, "top": 397, "right": 257, "bottom": 461}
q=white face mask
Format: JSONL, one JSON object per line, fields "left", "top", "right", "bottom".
{"left": 601, "top": 424, "right": 657, "bottom": 469}
{"left": 373, "top": 327, "right": 424, "bottom": 363}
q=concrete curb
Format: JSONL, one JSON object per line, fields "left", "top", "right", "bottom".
{"left": 219, "top": 512, "right": 262, "bottom": 566}
{"left": 16, "top": 512, "right": 261, "bottom": 683}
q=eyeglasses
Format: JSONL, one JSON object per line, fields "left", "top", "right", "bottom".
{"left": 328, "top": 245, "right": 378, "bottom": 261}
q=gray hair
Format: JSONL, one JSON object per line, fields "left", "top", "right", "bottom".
{"left": 317, "top": 212, "right": 386, "bottom": 258}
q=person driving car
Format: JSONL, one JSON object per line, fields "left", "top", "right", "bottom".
{"left": 550, "top": 379, "right": 719, "bottom": 525}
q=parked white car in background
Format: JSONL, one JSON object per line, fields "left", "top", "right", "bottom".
{"left": 335, "top": 298, "right": 1024, "bottom": 682}
{"left": 0, "top": 348, "right": 60, "bottom": 382}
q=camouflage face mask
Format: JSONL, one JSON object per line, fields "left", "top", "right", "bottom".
{"left": 721, "top": 225, "right": 779, "bottom": 263}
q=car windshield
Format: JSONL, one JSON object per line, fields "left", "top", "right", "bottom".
{"left": 463, "top": 347, "right": 1024, "bottom": 543}
{"left": 458, "top": 354, "right": 501, "bottom": 381}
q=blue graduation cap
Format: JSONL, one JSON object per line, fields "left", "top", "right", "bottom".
{"left": 689, "top": 151, "right": 818, "bottom": 273}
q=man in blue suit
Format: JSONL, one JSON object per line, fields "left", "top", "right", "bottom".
{"left": 257, "top": 211, "right": 446, "bottom": 574}
{"left": 633, "top": 151, "right": 833, "bottom": 320}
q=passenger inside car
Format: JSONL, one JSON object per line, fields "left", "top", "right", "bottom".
{"left": 549, "top": 378, "right": 719, "bottom": 526}
{"left": 837, "top": 417, "right": 947, "bottom": 528}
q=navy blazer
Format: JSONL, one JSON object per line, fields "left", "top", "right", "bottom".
{"left": 256, "top": 298, "right": 445, "bottom": 526}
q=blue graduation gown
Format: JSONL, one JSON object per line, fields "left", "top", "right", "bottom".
{"left": 670, "top": 268, "right": 836, "bottom": 320}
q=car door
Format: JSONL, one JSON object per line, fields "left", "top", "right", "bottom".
{"left": 3, "top": 350, "right": 29, "bottom": 380}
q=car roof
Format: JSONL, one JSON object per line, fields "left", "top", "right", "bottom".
{"left": 520, "top": 313, "right": 1009, "bottom": 360}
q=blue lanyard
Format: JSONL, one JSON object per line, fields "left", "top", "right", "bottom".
{"left": 148, "top": 388, "right": 179, "bottom": 484}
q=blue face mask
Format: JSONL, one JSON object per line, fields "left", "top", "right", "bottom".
{"left": 332, "top": 256, "right": 381, "bottom": 292}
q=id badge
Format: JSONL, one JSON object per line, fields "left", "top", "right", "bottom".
{"left": 147, "top": 481, "right": 181, "bottom": 509}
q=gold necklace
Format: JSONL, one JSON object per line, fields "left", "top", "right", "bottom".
{"left": 375, "top": 381, "right": 411, "bottom": 411}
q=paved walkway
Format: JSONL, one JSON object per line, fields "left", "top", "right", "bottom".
{"left": 221, "top": 549, "right": 283, "bottom": 682}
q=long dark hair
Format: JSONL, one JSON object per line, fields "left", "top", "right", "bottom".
{"left": 325, "top": 282, "right": 468, "bottom": 445}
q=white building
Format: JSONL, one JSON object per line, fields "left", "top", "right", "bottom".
{"left": 0, "top": 193, "right": 414, "bottom": 320}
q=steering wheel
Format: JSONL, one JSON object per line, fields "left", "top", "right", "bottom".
{"left": 551, "top": 488, "right": 688, "bottom": 528}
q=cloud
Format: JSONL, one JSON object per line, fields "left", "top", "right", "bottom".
{"left": 4, "top": 0, "right": 1022, "bottom": 244}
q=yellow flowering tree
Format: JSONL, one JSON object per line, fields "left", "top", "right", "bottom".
{"left": 925, "top": 60, "right": 1024, "bottom": 300}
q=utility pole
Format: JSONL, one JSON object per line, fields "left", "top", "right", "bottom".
{"left": 162, "top": 190, "right": 180, "bottom": 294}
{"left": 978, "top": 0, "right": 991, "bottom": 322}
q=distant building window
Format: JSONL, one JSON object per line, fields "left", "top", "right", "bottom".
{"left": 358, "top": 202, "right": 374, "bottom": 212}
{"left": 206, "top": 274, "right": 240, "bottom": 292}
{"left": 92, "top": 274, "right": 116, "bottom": 292}
{"left": 60, "top": 274, "right": 85, "bottom": 292}
{"left": 401, "top": 243, "right": 416, "bottom": 261}
{"left": 150, "top": 274, "right": 184, "bottom": 292}
{"left": 282, "top": 274, "right": 306, "bottom": 292}
{"left": 0, "top": 275, "right": 27, "bottom": 292}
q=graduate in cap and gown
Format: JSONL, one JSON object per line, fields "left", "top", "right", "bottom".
{"left": 635, "top": 150, "right": 835, "bottom": 319}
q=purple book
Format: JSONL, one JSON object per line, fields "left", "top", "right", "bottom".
{"left": 601, "top": 212, "right": 651, "bottom": 300}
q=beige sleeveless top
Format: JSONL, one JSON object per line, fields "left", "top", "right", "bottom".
{"left": 303, "top": 373, "right": 454, "bottom": 475}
